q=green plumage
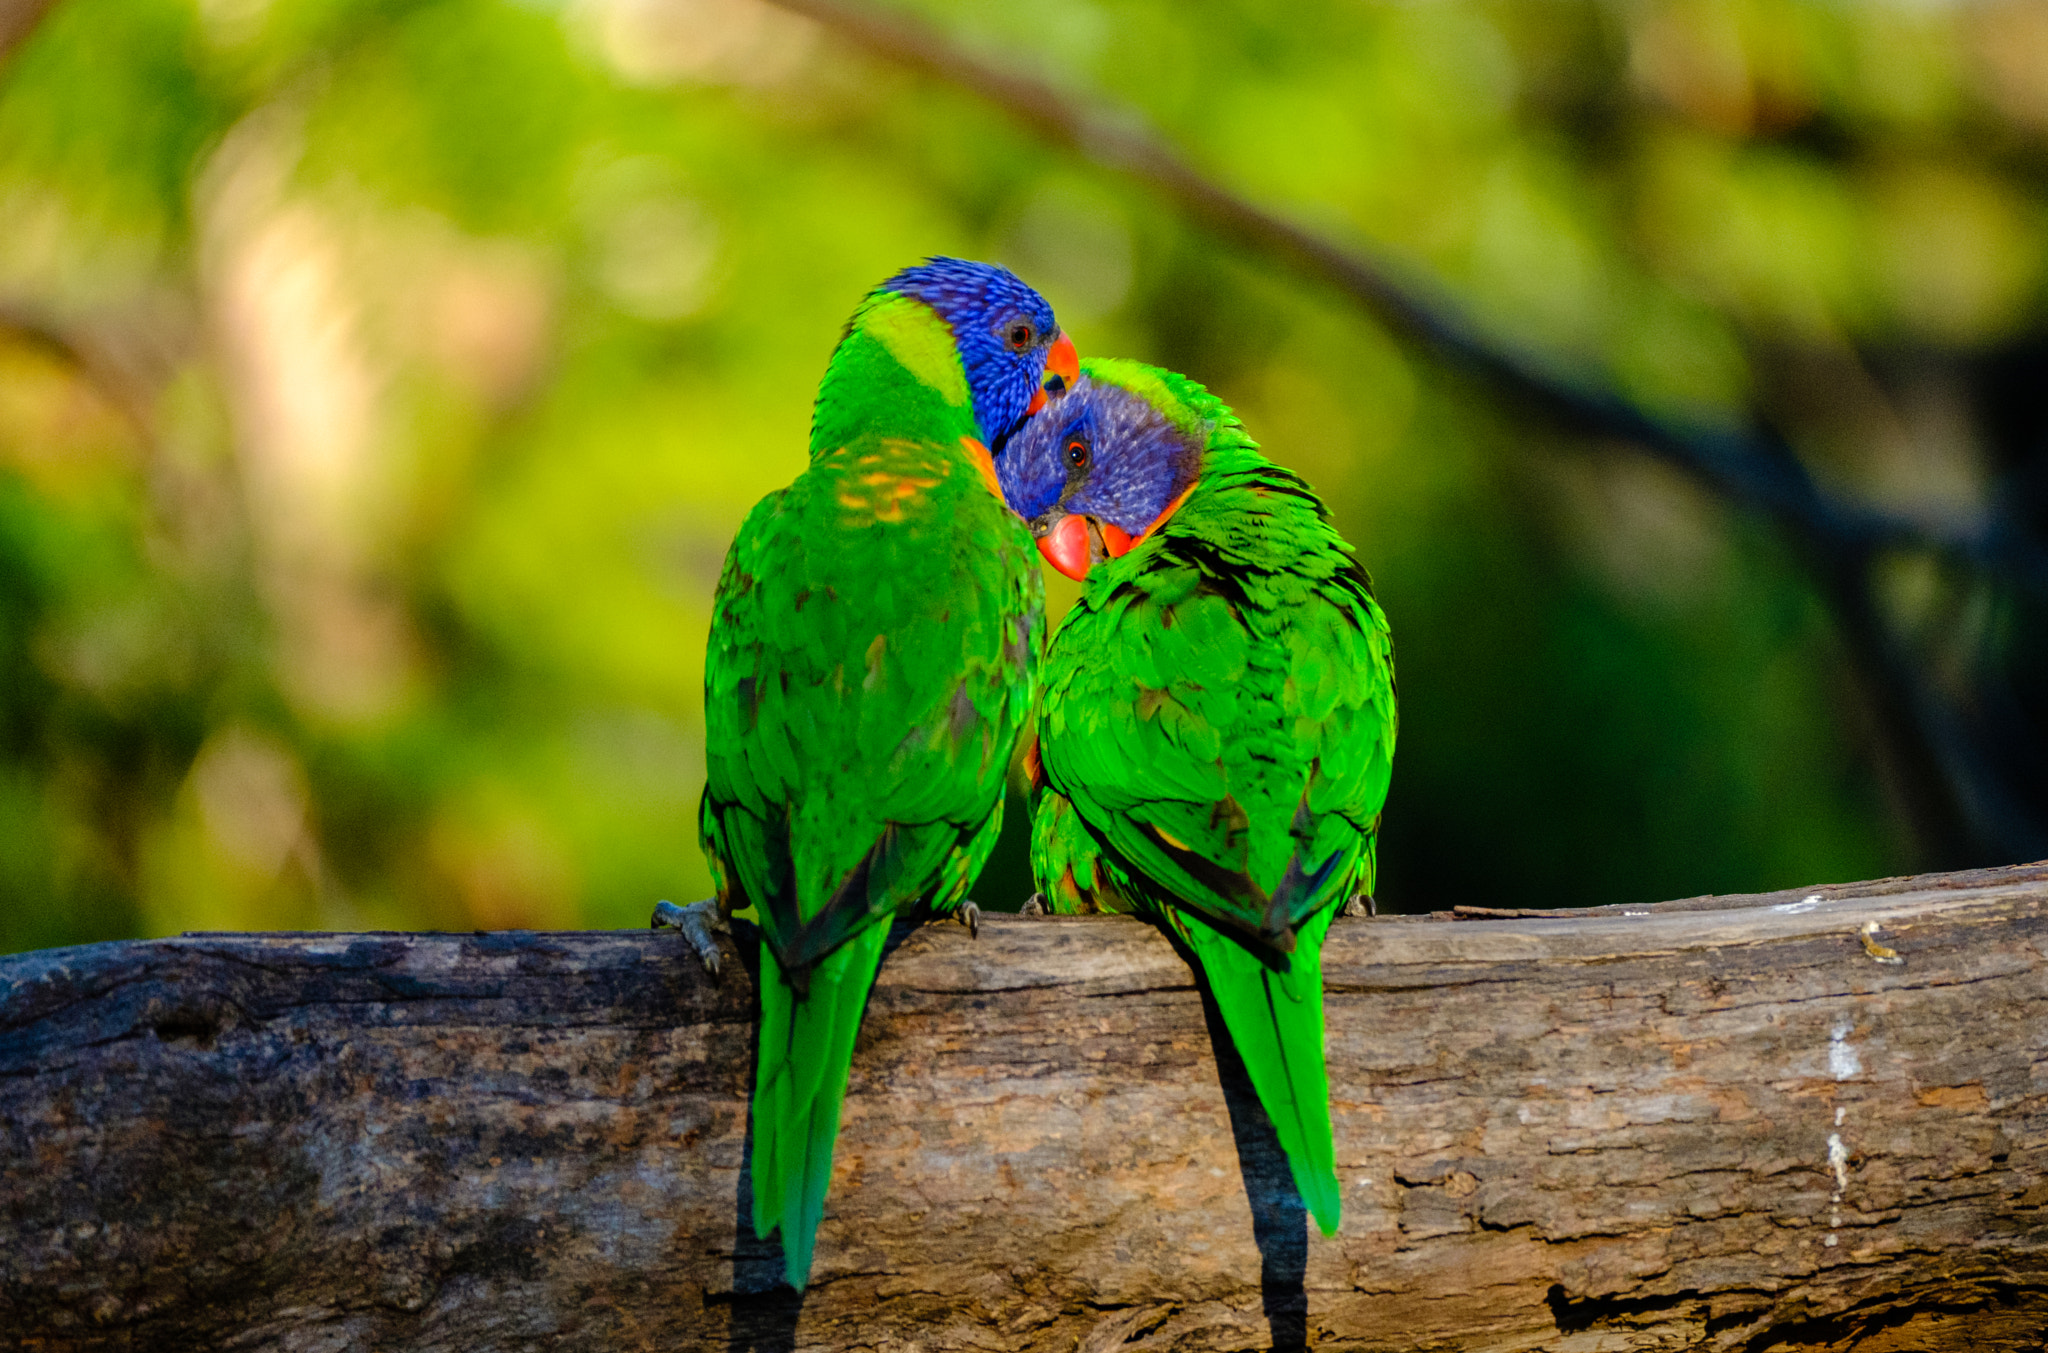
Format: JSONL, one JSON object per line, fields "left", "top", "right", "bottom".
{"left": 700, "top": 291, "right": 1043, "bottom": 1289}
{"left": 1029, "top": 359, "right": 1395, "bottom": 1236}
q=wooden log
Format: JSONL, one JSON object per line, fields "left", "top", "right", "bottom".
{"left": 6, "top": 862, "right": 2048, "bottom": 1351}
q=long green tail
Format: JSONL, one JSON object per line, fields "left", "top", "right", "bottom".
{"left": 1178, "top": 904, "right": 1341, "bottom": 1235}
{"left": 751, "top": 920, "right": 890, "bottom": 1289}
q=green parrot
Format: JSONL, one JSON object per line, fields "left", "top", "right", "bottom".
{"left": 656, "top": 259, "right": 1079, "bottom": 1289}
{"left": 996, "top": 358, "right": 1396, "bottom": 1236}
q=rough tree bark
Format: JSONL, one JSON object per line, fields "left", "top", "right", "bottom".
{"left": 6, "top": 862, "right": 2048, "bottom": 1351}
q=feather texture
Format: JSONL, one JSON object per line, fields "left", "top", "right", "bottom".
{"left": 1172, "top": 903, "right": 1341, "bottom": 1233}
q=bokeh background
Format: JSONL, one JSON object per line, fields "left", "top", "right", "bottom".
{"left": 3, "top": 0, "right": 2046, "bottom": 953}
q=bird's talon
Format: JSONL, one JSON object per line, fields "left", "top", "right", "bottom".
{"left": 1020, "top": 893, "right": 1047, "bottom": 917}
{"left": 652, "top": 898, "right": 728, "bottom": 976}
{"left": 958, "top": 900, "right": 982, "bottom": 940}
{"left": 1341, "top": 893, "right": 1375, "bottom": 919}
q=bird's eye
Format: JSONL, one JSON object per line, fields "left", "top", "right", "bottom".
{"left": 1065, "top": 436, "right": 1090, "bottom": 470}
{"left": 1005, "top": 321, "right": 1036, "bottom": 351}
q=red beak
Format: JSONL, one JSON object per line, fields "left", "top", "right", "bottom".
{"left": 1038, "top": 514, "right": 1092, "bottom": 581}
{"left": 1037, "top": 513, "right": 1138, "bottom": 580}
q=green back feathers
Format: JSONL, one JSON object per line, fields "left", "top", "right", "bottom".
{"left": 703, "top": 432, "right": 1037, "bottom": 946}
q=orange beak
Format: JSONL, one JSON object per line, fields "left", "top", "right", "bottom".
{"left": 1047, "top": 331, "right": 1080, "bottom": 391}
{"left": 1026, "top": 331, "right": 1081, "bottom": 415}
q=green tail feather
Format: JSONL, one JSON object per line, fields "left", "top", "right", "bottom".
{"left": 1179, "top": 904, "right": 1341, "bottom": 1235}
{"left": 751, "top": 922, "right": 890, "bottom": 1289}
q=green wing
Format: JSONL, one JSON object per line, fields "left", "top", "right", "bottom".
{"left": 1039, "top": 474, "right": 1394, "bottom": 937}
{"left": 703, "top": 431, "right": 1042, "bottom": 1288}
{"left": 1032, "top": 415, "right": 1393, "bottom": 1237}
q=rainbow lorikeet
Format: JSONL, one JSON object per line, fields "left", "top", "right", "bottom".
{"left": 997, "top": 358, "right": 1395, "bottom": 1236}
{"left": 655, "top": 259, "right": 1079, "bottom": 1289}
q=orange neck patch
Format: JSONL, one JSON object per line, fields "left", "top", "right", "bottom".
{"left": 832, "top": 441, "right": 946, "bottom": 522}
{"left": 960, "top": 436, "right": 1003, "bottom": 499}
{"left": 1139, "top": 482, "right": 1197, "bottom": 543}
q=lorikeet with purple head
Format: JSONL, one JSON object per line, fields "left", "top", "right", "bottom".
{"left": 998, "top": 358, "right": 1395, "bottom": 1236}
{"left": 656, "top": 259, "right": 1079, "bottom": 1290}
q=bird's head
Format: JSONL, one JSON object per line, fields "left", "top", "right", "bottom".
{"left": 998, "top": 359, "right": 1207, "bottom": 581}
{"left": 882, "top": 258, "right": 1079, "bottom": 454}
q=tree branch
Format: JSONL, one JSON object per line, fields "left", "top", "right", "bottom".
{"left": 6, "top": 862, "right": 2048, "bottom": 1350}
{"left": 0, "top": 0, "right": 57, "bottom": 69}
{"left": 0, "top": 302, "right": 163, "bottom": 451}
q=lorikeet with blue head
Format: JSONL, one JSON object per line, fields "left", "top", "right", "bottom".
{"left": 655, "top": 258, "right": 1079, "bottom": 1290}
{"left": 998, "top": 358, "right": 1395, "bottom": 1237}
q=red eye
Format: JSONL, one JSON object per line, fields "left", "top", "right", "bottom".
{"left": 1005, "top": 321, "right": 1035, "bottom": 351}
{"left": 1065, "top": 436, "right": 1089, "bottom": 470}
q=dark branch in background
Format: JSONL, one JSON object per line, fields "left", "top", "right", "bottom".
{"left": 0, "top": 302, "right": 162, "bottom": 452}
{"left": 765, "top": 0, "right": 2048, "bottom": 868}
{"left": 762, "top": 0, "right": 2048, "bottom": 593}
{"left": 0, "top": 0, "right": 57, "bottom": 69}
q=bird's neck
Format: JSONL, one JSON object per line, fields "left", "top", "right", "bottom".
{"left": 809, "top": 294, "right": 977, "bottom": 458}
{"left": 1175, "top": 443, "right": 1336, "bottom": 562}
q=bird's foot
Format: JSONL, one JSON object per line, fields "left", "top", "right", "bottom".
{"left": 1341, "top": 893, "right": 1376, "bottom": 919}
{"left": 652, "top": 899, "right": 727, "bottom": 976}
{"left": 1020, "top": 892, "right": 1047, "bottom": 917}
{"left": 956, "top": 900, "right": 982, "bottom": 940}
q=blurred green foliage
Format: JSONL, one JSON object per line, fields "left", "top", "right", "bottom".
{"left": 4, "top": 0, "right": 2045, "bottom": 952}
